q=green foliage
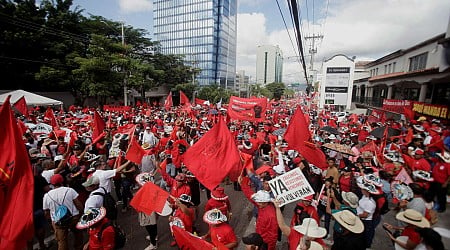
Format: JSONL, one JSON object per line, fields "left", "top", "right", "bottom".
{"left": 265, "top": 82, "right": 285, "bottom": 100}
{"left": 0, "top": 0, "right": 196, "bottom": 105}
{"left": 174, "top": 83, "right": 198, "bottom": 100}
{"left": 197, "top": 85, "right": 237, "bottom": 104}
{"left": 249, "top": 84, "right": 273, "bottom": 99}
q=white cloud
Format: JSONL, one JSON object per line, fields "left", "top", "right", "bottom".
{"left": 236, "top": 0, "right": 450, "bottom": 84}
{"left": 118, "top": 0, "right": 152, "bottom": 13}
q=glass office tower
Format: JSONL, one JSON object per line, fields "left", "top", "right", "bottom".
{"left": 153, "top": 0, "right": 237, "bottom": 88}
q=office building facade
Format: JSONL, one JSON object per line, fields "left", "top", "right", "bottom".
{"left": 256, "top": 45, "right": 283, "bottom": 85}
{"left": 153, "top": 0, "right": 237, "bottom": 88}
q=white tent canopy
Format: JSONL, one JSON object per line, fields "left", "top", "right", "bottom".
{"left": 0, "top": 89, "right": 63, "bottom": 106}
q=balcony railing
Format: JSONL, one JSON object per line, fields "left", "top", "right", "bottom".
{"left": 352, "top": 96, "right": 384, "bottom": 108}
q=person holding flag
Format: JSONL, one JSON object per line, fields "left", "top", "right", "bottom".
{"left": 201, "top": 208, "right": 238, "bottom": 249}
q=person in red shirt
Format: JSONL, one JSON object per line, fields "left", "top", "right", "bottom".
{"left": 76, "top": 207, "right": 115, "bottom": 250}
{"left": 238, "top": 176, "right": 278, "bottom": 250}
{"left": 169, "top": 194, "right": 196, "bottom": 246}
{"left": 384, "top": 209, "right": 430, "bottom": 250}
{"left": 408, "top": 149, "right": 431, "bottom": 172}
{"left": 160, "top": 170, "right": 191, "bottom": 205}
{"left": 201, "top": 209, "right": 238, "bottom": 249}
{"left": 205, "top": 187, "right": 232, "bottom": 218}
{"left": 430, "top": 151, "right": 450, "bottom": 212}
{"left": 273, "top": 200, "right": 326, "bottom": 250}
{"left": 290, "top": 195, "right": 320, "bottom": 226}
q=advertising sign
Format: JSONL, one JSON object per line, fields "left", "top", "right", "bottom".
{"left": 103, "top": 105, "right": 132, "bottom": 112}
{"left": 412, "top": 102, "right": 450, "bottom": 119}
{"left": 268, "top": 168, "right": 315, "bottom": 206}
{"left": 382, "top": 99, "right": 412, "bottom": 113}
{"left": 227, "top": 96, "right": 267, "bottom": 122}
{"left": 324, "top": 67, "right": 350, "bottom": 105}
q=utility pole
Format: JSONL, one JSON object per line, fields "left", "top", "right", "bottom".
{"left": 304, "top": 34, "right": 323, "bottom": 85}
{"left": 121, "top": 22, "right": 128, "bottom": 106}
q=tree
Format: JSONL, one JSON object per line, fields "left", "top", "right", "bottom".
{"left": 197, "top": 85, "right": 237, "bottom": 104}
{"left": 265, "top": 82, "right": 285, "bottom": 100}
{"left": 249, "top": 84, "right": 272, "bottom": 99}
{"left": 174, "top": 83, "right": 198, "bottom": 100}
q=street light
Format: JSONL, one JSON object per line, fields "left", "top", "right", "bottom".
{"left": 101, "top": 20, "right": 128, "bottom": 106}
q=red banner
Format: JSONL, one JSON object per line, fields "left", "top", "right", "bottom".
{"left": 412, "top": 102, "right": 450, "bottom": 119}
{"left": 382, "top": 99, "right": 412, "bottom": 113}
{"left": 227, "top": 96, "right": 267, "bottom": 122}
{"left": 103, "top": 105, "right": 132, "bottom": 112}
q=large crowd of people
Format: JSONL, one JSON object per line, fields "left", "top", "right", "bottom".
{"left": 24, "top": 97, "right": 449, "bottom": 250}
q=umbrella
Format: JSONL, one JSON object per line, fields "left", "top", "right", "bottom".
{"left": 370, "top": 126, "right": 401, "bottom": 139}
{"left": 320, "top": 126, "right": 339, "bottom": 135}
{"left": 321, "top": 143, "right": 356, "bottom": 156}
{"left": 272, "top": 128, "right": 286, "bottom": 136}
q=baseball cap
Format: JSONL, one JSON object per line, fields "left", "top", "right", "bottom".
{"left": 50, "top": 174, "right": 64, "bottom": 185}
{"left": 82, "top": 176, "right": 100, "bottom": 187}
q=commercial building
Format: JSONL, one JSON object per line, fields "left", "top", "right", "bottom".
{"left": 352, "top": 24, "right": 450, "bottom": 120}
{"left": 235, "top": 70, "right": 250, "bottom": 97}
{"left": 256, "top": 45, "right": 283, "bottom": 85}
{"left": 153, "top": 0, "right": 237, "bottom": 88}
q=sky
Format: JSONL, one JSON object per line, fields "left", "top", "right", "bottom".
{"left": 72, "top": 0, "right": 450, "bottom": 84}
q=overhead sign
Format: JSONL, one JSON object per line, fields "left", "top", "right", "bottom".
{"left": 227, "top": 96, "right": 267, "bottom": 122}
{"left": 269, "top": 168, "right": 315, "bottom": 207}
{"left": 324, "top": 67, "right": 350, "bottom": 105}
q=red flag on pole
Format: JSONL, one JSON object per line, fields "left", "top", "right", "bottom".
{"left": 171, "top": 226, "right": 215, "bottom": 249}
{"left": 93, "top": 111, "right": 105, "bottom": 140}
{"left": 130, "top": 182, "right": 169, "bottom": 214}
{"left": 91, "top": 132, "right": 106, "bottom": 146}
{"left": 164, "top": 91, "right": 173, "bottom": 111}
{"left": 180, "top": 90, "right": 191, "bottom": 106}
{"left": 0, "top": 96, "right": 34, "bottom": 249}
{"left": 183, "top": 118, "right": 242, "bottom": 190}
{"left": 284, "top": 106, "right": 311, "bottom": 147}
{"left": 44, "top": 107, "right": 59, "bottom": 129}
{"left": 125, "top": 138, "right": 146, "bottom": 164}
{"left": 13, "top": 96, "right": 28, "bottom": 117}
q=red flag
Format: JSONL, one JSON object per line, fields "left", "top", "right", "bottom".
{"left": 404, "top": 128, "right": 414, "bottom": 145}
{"left": 115, "top": 124, "right": 135, "bottom": 137}
{"left": 164, "top": 91, "right": 173, "bottom": 111}
{"left": 13, "top": 96, "right": 28, "bottom": 117}
{"left": 0, "top": 96, "right": 34, "bottom": 249}
{"left": 180, "top": 90, "right": 191, "bottom": 106}
{"left": 404, "top": 108, "right": 415, "bottom": 120}
{"left": 195, "top": 98, "right": 207, "bottom": 106}
{"left": 125, "top": 138, "right": 146, "bottom": 164}
{"left": 359, "top": 140, "right": 378, "bottom": 153}
{"left": 44, "top": 107, "right": 59, "bottom": 129}
{"left": 171, "top": 226, "right": 215, "bottom": 250}
{"left": 69, "top": 131, "right": 78, "bottom": 147}
{"left": 130, "top": 182, "right": 169, "bottom": 214}
{"left": 298, "top": 142, "right": 328, "bottom": 169}
{"left": 183, "top": 118, "right": 242, "bottom": 190}
{"left": 93, "top": 111, "right": 106, "bottom": 139}
{"left": 17, "top": 119, "right": 28, "bottom": 135}
{"left": 92, "top": 132, "right": 106, "bottom": 145}
{"left": 240, "top": 152, "right": 254, "bottom": 171}
{"left": 284, "top": 107, "right": 311, "bottom": 147}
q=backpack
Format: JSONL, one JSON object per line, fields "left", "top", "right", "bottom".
{"left": 93, "top": 187, "right": 118, "bottom": 220}
{"left": 98, "top": 221, "right": 126, "bottom": 249}
{"left": 50, "top": 190, "right": 73, "bottom": 227}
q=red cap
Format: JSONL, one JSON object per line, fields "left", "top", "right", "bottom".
{"left": 415, "top": 149, "right": 424, "bottom": 155}
{"left": 50, "top": 174, "right": 64, "bottom": 185}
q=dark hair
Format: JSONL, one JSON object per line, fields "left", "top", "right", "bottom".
{"left": 416, "top": 228, "right": 444, "bottom": 250}
{"left": 409, "top": 183, "right": 424, "bottom": 195}
{"left": 242, "top": 233, "right": 264, "bottom": 247}
{"left": 325, "top": 176, "right": 334, "bottom": 183}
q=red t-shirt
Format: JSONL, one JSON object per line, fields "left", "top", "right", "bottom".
{"left": 410, "top": 158, "right": 431, "bottom": 172}
{"left": 339, "top": 175, "right": 352, "bottom": 192}
{"left": 287, "top": 230, "right": 326, "bottom": 250}
{"left": 402, "top": 226, "right": 421, "bottom": 245}
{"left": 432, "top": 163, "right": 450, "bottom": 184}
{"left": 174, "top": 207, "right": 195, "bottom": 233}
{"left": 210, "top": 223, "right": 237, "bottom": 248}
{"left": 88, "top": 219, "right": 115, "bottom": 250}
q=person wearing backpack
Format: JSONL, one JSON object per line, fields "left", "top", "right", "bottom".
{"left": 83, "top": 175, "right": 118, "bottom": 221}
{"left": 43, "top": 174, "right": 84, "bottom": 250}
{"left": 76, "top": 207, "right": 115, "bottom": 250}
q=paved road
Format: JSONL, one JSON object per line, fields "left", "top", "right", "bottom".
{"left": 38, "top": 182, "right": 450, "bottom": 249}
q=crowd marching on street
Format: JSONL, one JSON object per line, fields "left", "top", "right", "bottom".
{"left": 0, "top": 93, "right": 449, "bottom": 250}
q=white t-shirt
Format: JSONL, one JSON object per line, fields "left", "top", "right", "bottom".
{"left": 92, "top": 169, "right": 117, "bottom": 193}
{"left": 84, "top": 187, "right": 105, "bottom": 212}
{"left": 43, "top": 187, "right": 79, "bottom": 221}
{"left": 357, "top": 195, "right": 376, "bottom": 220}
{"left": 41, "top": 169, "right": 55, "bottom": 183}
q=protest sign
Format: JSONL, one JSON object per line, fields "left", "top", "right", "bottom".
{"left": 227, "top": 96, "right": 267, "bottom": 122}
{"left": 269, "top": 168, "right": 315, "bottom": 206}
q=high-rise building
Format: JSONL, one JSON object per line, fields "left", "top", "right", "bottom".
{"left": 153, "top": 0, "right": 237, "bottom": 88}
{"left": 256, "top": 45, "right": 283, "bottom": 85}
{"left": 235, "top": 70, "right": 250, "bottom": 97}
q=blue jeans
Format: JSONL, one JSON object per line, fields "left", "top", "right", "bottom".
{"left": 121, "top": 178, "right": 133, "bottom": 206}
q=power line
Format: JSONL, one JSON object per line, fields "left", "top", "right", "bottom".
{"left": 287, "top": 0, "right": 309, "bottom": 83}
{"left": 274, "top": 0, "right": 302, "bottom": 67}
{"left": 0, "top": 55, "right": 76, "bottom": 68}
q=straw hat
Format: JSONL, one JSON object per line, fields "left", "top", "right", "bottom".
{"left": 251, "top": 190, "right": 272, "bottom": 203}
{"left": 42, "top": 138, "right": 56, "bottom": 146}
{"left": 413, "top": 170, "right": 434, "bottom": 182}
{"left": 436, "top": 151, "right": 450, "bottom": 163}
{"left": 396, "top": 209, "right": 430, "bottom": 228}
{"left": 76, "top": 207, "right": 106, "bottom": 229}
{"left": 295, "top": 241, "right": 323, "bottom": 250}
{"left": 341, "top": 191, "right": 358, "bottom": 209}
{"left": 293, "top": 218, "right": 327, "bottom": 238}
{"left": 141, "top": 143, "right": 151, "bottom": 150}
{"left": 332, "top": 210, "right": 364, "bottom": 234}
{"left": 211, "top": 187, "right": 228, "bottom": 201}
{"left": 203, "top": 209, "right": 227, "bottom": 225}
